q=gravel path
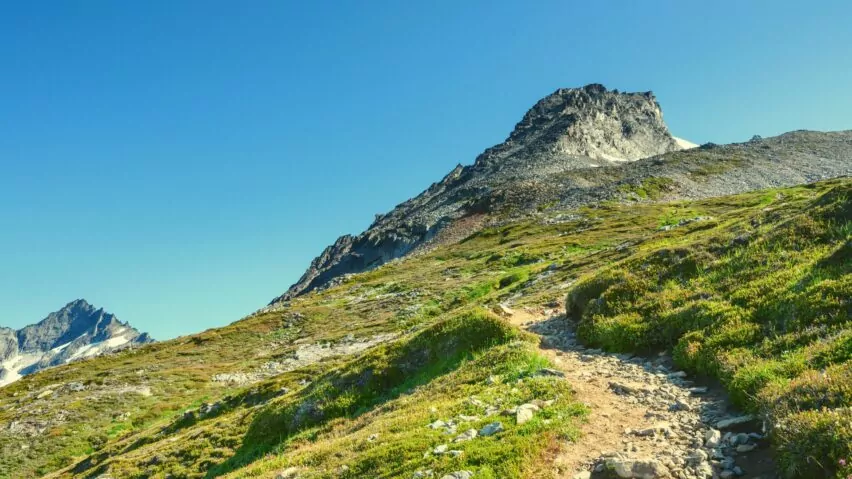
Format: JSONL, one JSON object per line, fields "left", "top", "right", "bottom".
{"left": 506, "top": 308, "right": 777, "bottom": 479}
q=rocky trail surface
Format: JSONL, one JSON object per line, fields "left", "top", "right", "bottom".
{"left": 504, "top": 306, "right": 777, "bottom": 479}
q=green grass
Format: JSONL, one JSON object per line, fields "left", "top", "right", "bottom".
{"left": 217, "top": 332, "right": 585, "bottom": 479}
{"left": 1, "top": 177, "right": 849, "bottom": 479}
{"left": 57, "top": 310, "right": 584, "bottom": 479}
{"left": 618, "top": 176, "right": 676, "bottom": 200}
{"left": 568, "top": 179, "right": 852, "bottom": 478}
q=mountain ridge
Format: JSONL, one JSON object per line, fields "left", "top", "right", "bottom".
{"left": 271, "top": 85, "right": 852, "bottom": 304}
{"left": 0, "top": 299, "right": 152, "bottom": 387}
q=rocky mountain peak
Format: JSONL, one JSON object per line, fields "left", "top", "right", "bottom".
{"left": 0, "top": 300, "right": 153, "bottom": 387}
{"left": 475, "top": 84, "right": 680, "bottom": 168}
{"left": 270, "top": 85, "right": 688, "bottom": 303}
{"left": 270, "top": 86, "right": 851, "bottom": 305}
{"left": 17, "top": 298, "right": 117, "bottom": 353}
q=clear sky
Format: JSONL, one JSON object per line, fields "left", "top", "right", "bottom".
{"left": 1, "top": 1, "right": 850, "bottom": 339}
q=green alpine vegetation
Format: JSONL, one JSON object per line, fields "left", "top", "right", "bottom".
{"left": 569, "top": 178, "right": 852, "bottom": 477}
{"left": 0, "top": 177, "right": 848, "bottom": 478}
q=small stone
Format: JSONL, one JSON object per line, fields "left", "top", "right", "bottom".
{"left": 440, "top": 472, "right": 473, "bottom": 479}
{"left": 479, "top": 422, "right": 504, "bottom": 437}
{"left": 448, "top": 450, "right": 463, "bottom": 458}
{"left": 736, "top": 444, "right": 757, "bottom": 453}
{"left": 428, "top": 420, "right": 448, "bottom": 429}
{"left": 694, "top": 462, "right": 714, "bottom": 478}
{"left": 538, "top": 368, "right": 566, "bottom": 378}
{"left": 36, "top": 390, "right": 53, "bottom": 400}
{"left": 686, "top": 449, "right": 708, "bottom": 466}
{"left": 573, "top": 472, "right": 591, "bottom": 479}
{"left": 453, "top": 429, "right": 477, "bottom": 443}
{"left": 716, "top": 415, "right": 755, "bottom": 430}
{"left": 412, "top": 471, "right": 434, "bottom": 479}
{"left": 433, "top": 444, "right": 448, "bottom": 454}
{"left": 368, "top": 433, "right": 379, "bottom": 442}
{"left": 704, "top": 429, "right": 722, "bottom": 447}
{"left": 635, "top": 423, "right": 672, "bottom": 437}
{"left": 516, "top": 403, "right": 539, "bottom": 425}
{"left": 276, "top": 467, "right": 300, "bottom": 479}
{"left": 606, "top": 457, "right": 670, "bottom": 478}
{"left": 731, "top": 433, "right": 749, "bottom": 445}
{"left": 66, "top": 382, "right": 86, "bottom": 392}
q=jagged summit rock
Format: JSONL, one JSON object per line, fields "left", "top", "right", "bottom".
{"left": 0, "top": 299, "right": 153, "bottom": 387}
{"left": 475, "top": 84, "right": 680, "bottom": 167}
{"left": 270, "top": 85, "right": 852, "bottom": 304}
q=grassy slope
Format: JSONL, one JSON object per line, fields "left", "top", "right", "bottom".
{"left": 569, "top": 179, "right": 851, "bottom": 477}
{"left": 0, "top": 177, "right": 848, "bottom": 478}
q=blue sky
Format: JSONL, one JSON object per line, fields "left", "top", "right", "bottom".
{"left": 1, "top": 1, "right": 850, "bottom": 339}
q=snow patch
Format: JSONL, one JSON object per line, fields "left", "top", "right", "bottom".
{"left": 50, "top": 342, "right": 72, "bottom": 354}
{"left": 68, "top": 335, "right": 131, "bottom": 361}
{"left": 0, "top": 352, "right": 41, "bottom": 387}
{"left": 1, "top": 334, "right": 135, "bottom": 388}
{"left": 673, "top": 136, "right": 699, "bottom": 150}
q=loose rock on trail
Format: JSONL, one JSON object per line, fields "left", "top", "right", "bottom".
{"left": 505, "top": 307, "right": 776, "bottom": 478}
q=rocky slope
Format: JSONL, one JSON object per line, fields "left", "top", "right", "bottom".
{"left": 272, "top": 84, "right": 852, "bottom": 303}
{"left": 0, "top": 299, "right": 152, "bottom": 387}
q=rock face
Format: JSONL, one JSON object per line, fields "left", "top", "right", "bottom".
{"left": 0, "top": 299, "right": 153, "bottom": 387}
{"left": 271, "top": 84, "right": 852, "bottom": 303}
{"left": 475, "top": 84, "right": 680, "bottom": 167}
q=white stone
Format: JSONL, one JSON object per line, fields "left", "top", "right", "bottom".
{"left": 716, "top": 415, "right": 755, "bottom": 430}
{"left": 516, "top": 403, "right": 539, "bottom": 425}
{"left": 704, "top": 429, "right": 722, "bottom": 447}
{"left": 440, "top": 472, "right": 473, "bottom": 479}
{"left": 276, "top": 467, "right": 300, "bottom": 479}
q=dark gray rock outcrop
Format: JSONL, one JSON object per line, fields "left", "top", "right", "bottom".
{"left": 0, "top": 328, "right": 17, "bottom": 362}
{"left": 271, "top": 85, "right": 852, "bottom": 304}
